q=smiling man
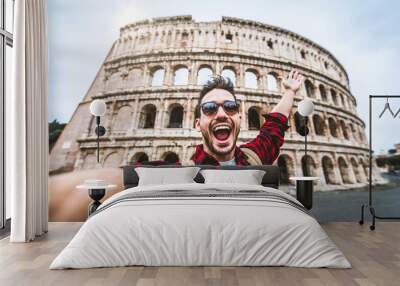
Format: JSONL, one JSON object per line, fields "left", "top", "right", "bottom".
{"left": 191, "top": 70, "right": 303, "bottom": 166}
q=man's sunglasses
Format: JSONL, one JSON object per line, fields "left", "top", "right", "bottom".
{"left": 200, "top": 100, "right": 240, "bottom": 116}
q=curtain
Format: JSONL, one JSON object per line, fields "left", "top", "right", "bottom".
{"left": 8, "top": 0, "right": 48, "bottom": 242}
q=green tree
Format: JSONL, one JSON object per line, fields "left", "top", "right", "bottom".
{"left": 49, "top": 119, "right": 66, "bottom": 152}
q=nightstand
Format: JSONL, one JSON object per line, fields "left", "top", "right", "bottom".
{"left": 76, "top": 180, "right": 117, "bottom": 216}
{"left": 289, "top": 177, "right": 319, "bottom": 210}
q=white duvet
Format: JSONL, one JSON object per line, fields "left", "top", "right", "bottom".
{"left": 50, "top": 183, "right": 351, "bottom": 269}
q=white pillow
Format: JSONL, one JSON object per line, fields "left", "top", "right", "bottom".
{"left": 135, "top": 167, "right": 200, "bottom": 186}
{"left": 200, "top": 169, "right": 266, "bottom": 185}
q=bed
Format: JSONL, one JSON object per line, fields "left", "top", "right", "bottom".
{"left": 50, "top": 165, "right": 350, "bottom": 269}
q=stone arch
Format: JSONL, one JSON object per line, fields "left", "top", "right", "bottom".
{"left": 339, "top": 93, "right": 345, "bottom": 107}
{"left": 103, "top": 152, "right": 122, "bottom": 168}
{"left": 150, "top": 66, "right": 165, "bottom": 86}
{"left": 351, "top": 157, "right": 363, "bottom": 183}
{"left": 173, "top": 65, "right": 189, "bottom": 85}
{"left": 338, "top": 157, "right": 352, "bottom": 184}
{"left": 358, "top": 127, "right": 365, "bottom": 142}
{"left": 106, "top": 70, "right": 121, "bottom": 90}
{"left": 193, "top": 103, "right": 200, "bottom": 126}
{"left": 221, "top": 67, "right": 236, "bottom": 86}
{"left": 167, "top": 103, "right": 184, "bottom": 128}
{"left": 88, "top": 115, "right": 96, "bottom": 137}
{"left": 301, "top": 155, "right": 317, "bottom": 177}
{"left": 343, "top": 95, "right": 349, "bottom": 109}
{"left": 312, "top": 114, "right": 326, "bottom": 136}
{"left": 244, "top": 69, "right": 259, "bottom": 89}
{"left": 197, "top": 65, "right": 213, "bottom": 85}
{"left": 319, "top": 84, "right": 327, "bottom": 101}
{"left": 266, "top": 72, "right": 279, "bottom": 91}
{"left": 126, "top": 67, "right": 143, "bottom": 88}
{"left": 328, "top": 118, "right": 338, "bottom": 138}
{"left": 82, "top": 153, "right": 97, "bottom": 169}
{"left": 304, "top": 79, "right": 315, "bottom": 98}
{"left": 294, "top": 111, "right": 306, "bottom": 134}
{"left": 331, "top": 89, "right": 338, "bottom": 105}
{"left": 277, "top": 154, "right": 295, "bottom": 184}
{"left": 139, "top": 104, "right": 157, "bottom": 129}
{"left": 359, "top": 157, "right": 369, "bottom": 179}
{"left": 113, "top": 105, "right": 132, "bottom": 133}
{"left": 248, "top": 106, "right": 262, "bottom": 130}
{"left": 349, "top": 123, "right": 356, "bottom": 141}
{"left": 340, "top": 120, "right": 349, "bottom": 140}
{"left": 162, "top": 152, "right": 180, "bottom": 164}
{"left": 130, "top": 152, "right": 149, "bottom": 164}
{"left": 322, "top": 156, "right": 336, "bottom": 184}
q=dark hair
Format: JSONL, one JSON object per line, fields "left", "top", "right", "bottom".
{"left": 195, "top": 75, "right": 236, "bottom": 118}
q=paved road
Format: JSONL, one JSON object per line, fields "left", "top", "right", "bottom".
{"left": 311, "top": 173, "right": 400, "bottom": 222}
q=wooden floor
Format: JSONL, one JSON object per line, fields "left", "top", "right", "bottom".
{"left": 0, "top": 222, "right": 399, "bottom": 286}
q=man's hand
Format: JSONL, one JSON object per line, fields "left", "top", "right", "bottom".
{"left": 271, "top": 70, "right": 303, "bottom": 117}
{"left": 281, "top": 70, "right": 304, "bottom": 93}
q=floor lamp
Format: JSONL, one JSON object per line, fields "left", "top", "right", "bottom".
{"left": 290, "top": 98, "right": 319, "bottom": 210}
{"left": 298, "top": 98, "right": 315, "bottom": 173}
{"left": 89, "top": 99, "right": 107, "bottom": 163}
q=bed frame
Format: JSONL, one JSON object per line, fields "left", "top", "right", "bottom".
{"left": 122, "top": 165, "right": 281, "bottom": 190}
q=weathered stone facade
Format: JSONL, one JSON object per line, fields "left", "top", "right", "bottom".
{"left": 49, "top": 15, "right": 381, "bottom": 189}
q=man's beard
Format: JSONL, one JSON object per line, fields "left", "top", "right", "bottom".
{"left": 201, "top": 121, "right": 240, "bottom": 157}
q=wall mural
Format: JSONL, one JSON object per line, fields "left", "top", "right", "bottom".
{"left": 48, "top": 16, "right": 395, "bottom": 222}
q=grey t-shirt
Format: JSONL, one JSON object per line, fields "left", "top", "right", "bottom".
{"left": 219, "top": 158, "right": 236, "bottom": 166}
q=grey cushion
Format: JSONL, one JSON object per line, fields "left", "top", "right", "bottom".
{"left": 135, "top": 167, "right": 200, "bottom": 186}
{"left": 200, "top": 169, "right": 266, "bottom": 185}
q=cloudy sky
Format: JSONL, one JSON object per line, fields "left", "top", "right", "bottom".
{"left": 47, "top": 0, "right": 400, "bottom": 153}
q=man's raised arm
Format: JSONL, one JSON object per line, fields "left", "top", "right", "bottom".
{"left": 271, "top": 70, "right": 304, "bottom": 117}
{"left": 239, "top": 70, "right": 304, "bottom": 164}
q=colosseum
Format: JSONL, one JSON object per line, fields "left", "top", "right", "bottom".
{"left": 49, "top": 15, "right": 383, "bottom": 190}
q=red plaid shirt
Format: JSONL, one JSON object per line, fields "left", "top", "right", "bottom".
{"left": 191, "top": 112, "right": 289, "bottom": 165}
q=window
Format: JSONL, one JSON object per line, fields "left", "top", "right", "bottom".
{"left": 304, "top": 80, "right": 315, "bottom": 98}
{"left": 197, "top": 66, "right": 213, "bottom": 85}
{"left": 163, "top": 152, "right": 180, "bottom": 164}
{"left": 267, "top": 39, "right": 273, "bottom": 49}
{"left": 168, "top": 104, "right": 183, "bottom": 128}
{"left": 340, "top": 120, "right": 349, "bottom": 140}
{"left": 139, "top": 104, "right": 157, "bottom": 129}
{"left": 328, "top": 118, "right": 338, "bottom": 138}
{"left": 319, "top": 84, "right": 327, "bottom": 101}
{"left": 244, "top": 70, "right": 258, "bottom": 89}
{"left": 221, "top": 68, "right": 236, "bottom": 86}
{"left": 225, "top": 33, "right": 233, "bottom": 43}
{"left": 150, "top": 67, "right": 165, "bottom": 87}
{"left": 300, "top": 50, "right": 306, "bottom": 59}
{"left": 248, "top": 107, "right": 261, "bottom": 130}
{"left": 267, "top": 73, "right": 279, "bottom": 91}
{"left": 130, "top": 152, "right": 149, "bottom": 165}
{"left": 312, "top": 114, "right": 326, "bottom": 136}
{"left": 331, "top": 89, "right": 338, "bottom": 105}
{"left": 173, "top": 67, "right": 188, "bottom": 86}
{"left": 113, "top": 106, "right": 132, "bottom": 133}
{"left": 322, "top": 156, "right": 336, "bottom": 184}
{"left": 1, "top": 0, "right": 15, "bottom": 230}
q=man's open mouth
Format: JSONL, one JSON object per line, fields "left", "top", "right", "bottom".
{"left": 212, "top": 124, "right": 232, "bottom": 142}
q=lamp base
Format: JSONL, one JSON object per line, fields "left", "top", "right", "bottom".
{"left": 88, "top": 188, "right": 105, "bottom": 216}
{"left": 296, "top": 180, "right": 313, "bottom": 210}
